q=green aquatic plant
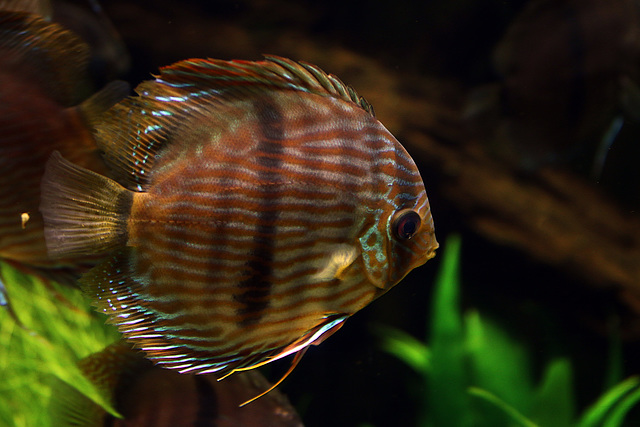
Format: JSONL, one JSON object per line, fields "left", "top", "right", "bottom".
{"left": 0, "top": 262, "right": 121, "bottom": 427}
{"left": 378, "top": 235, "right": 640, "bottom": 427}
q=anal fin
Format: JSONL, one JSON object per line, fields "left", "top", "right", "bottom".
{"left": 79, "top": 248, "right": 150, "bottom": 331}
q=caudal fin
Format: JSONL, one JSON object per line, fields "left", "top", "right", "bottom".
{"left": 40, "top": 151, "right": 132, "bottom": 258}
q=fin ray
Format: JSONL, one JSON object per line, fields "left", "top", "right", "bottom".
{"left": 78, "top": 80, "right": 130, "bottom": 131}
{"left": 239, "top": 347, "right": 308, "bottom": 407}
{"left": 80, "top": 250, "right": 245, "bottom": 375}
{"left": 40, "top": 151, "right": 131, "bottom": 257}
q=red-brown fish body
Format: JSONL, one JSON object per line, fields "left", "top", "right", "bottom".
{"left": 0, "top": 9, "right": 127, "bottom": 283}
{"left": 51, "top": 342, "right": 304, "bottom": 427}
{"left": 41, "top": 57, "right": 438, "bottom": 378}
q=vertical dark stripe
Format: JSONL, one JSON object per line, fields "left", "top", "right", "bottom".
{"left": 234, "top": 98, "right": 283, "bottom": 326}
{"left": 194, "top": 376, "right": 219, "bottom": 427}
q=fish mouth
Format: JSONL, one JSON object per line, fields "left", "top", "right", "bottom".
{"left": 414, "top": 230, "right": 439, "bottom": 266}
{"left": 388, "top": 236, "right": 438, "bottom": 288}
{"left": 413, "top": 244, "right": 438, "bottom": 269}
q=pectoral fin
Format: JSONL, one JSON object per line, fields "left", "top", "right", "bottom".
{"left": 312, "top": 244, "right": 359, "bottom": 282}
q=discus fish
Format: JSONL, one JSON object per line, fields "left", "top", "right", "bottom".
{"left": 0, "top": 2, "right": 128, "bottom": 289}
{"left": 51, "top": 342, "right": 304, "bottom": 427}
{"left": 41, "top": 56, "right": 437, "bottom": 399}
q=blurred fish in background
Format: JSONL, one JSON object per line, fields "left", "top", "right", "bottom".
{"left": 0, "top": 0, "right": 52, "bottom": 17}
{"left": 0, "top": 0, "right": 129, "bottom": 84}
{"left": 51, "top": 342, "right": 304, "bottom": 427}
{"left": 51, "top": 0, "right": 130, "bottom": 85}
{"left": 464, "top": 0, "right": 640, "bottom": 176}
{"left": 40, "top": 56, "right": 438, "bottom": 395}
{"left": 0, "top": 0, "right": 128, "bottom": 313}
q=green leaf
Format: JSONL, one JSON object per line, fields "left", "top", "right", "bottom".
{"left": 465, "top": 311, "right": 533, "bottom": 415}
{"left": 0, "top": 261, "right": 121, "bottom": 425}
{"left": 427, "top": 234, "right": 472, "bottom": 427}
{"left": 429, "top": 234, "right": 463, "bottom": 341}
{"left": 577, "top": 377, "right": 640, "bottom": 427}
{"left": 468, "top": 387, "right": 540, "bottom": 427}
{"left": 376, "top": 324, "right": 430, "bottom": 375}
{"left": 601, "top": 380, "right": 640, "bottom": 427}
{"left": 604, "top": 319, "right": 623, "bottom": 390}
{"left": 531, "top": 358, "right": 574, "bottom": 427}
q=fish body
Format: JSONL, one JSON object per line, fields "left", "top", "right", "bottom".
{"left": 51, "top": 342, "right": 304, "bottom": 427}
{"left": 0, "top": 7, "right": 127, "bottom": 285}
{"left": 41, "top": 57, "right": 437, "bottom": 377}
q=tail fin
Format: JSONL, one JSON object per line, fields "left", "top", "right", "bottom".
{"left": 40, "top": 151, "right": 132, "bottom": 258}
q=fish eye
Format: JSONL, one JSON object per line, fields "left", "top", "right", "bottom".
{"left": 392, "top": 209, "right": 421, "bottom": 240}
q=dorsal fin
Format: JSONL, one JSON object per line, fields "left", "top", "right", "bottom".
{"left": 77, "top": 80, "right": 130, "bottom": 131}
{"left": 155, "top": 55, "right": 375, "bottom": 116}
{"left": 0, "top": 12, "right": 91, "bottom": 105}
{"left": 95, "top": 55, "right": 374, "bottom": 191}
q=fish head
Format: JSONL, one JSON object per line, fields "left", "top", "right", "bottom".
{"left": 385, "top": 195, "right": 438, "bottom": 286}
{"left": 358, "top": 131, "right": 438, "bottom": 291}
